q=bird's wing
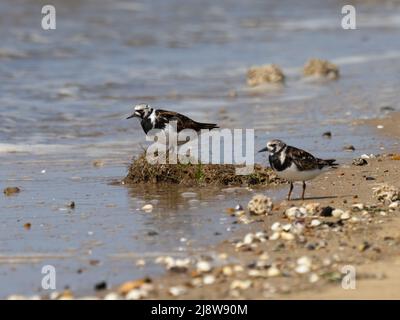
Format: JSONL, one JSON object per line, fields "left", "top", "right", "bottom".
{"left": 286, "top": 146, "right": 319, "bottom": 171}
{"left": 156, "top": 110, "right": 217, "bottom": 132}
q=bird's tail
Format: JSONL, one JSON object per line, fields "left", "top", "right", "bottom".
{"left": 195, "top": 121, "right": 219, "bottom": 130}
{"left": 319, "top": 159, "right": 339, "bottom": 168}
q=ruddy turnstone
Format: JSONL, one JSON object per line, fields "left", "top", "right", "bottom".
{"left": 259, "top": 139, "right": 338, "bottom": 200}
{"left": 126, "top": 103, "right": 219, "bottom": 135}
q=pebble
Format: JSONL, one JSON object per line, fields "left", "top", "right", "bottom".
{"left": 320, "top": 206, "right": 334, "bottom": 217}
{"left": 141, "top": 204, "right": 153, "bottom": 212}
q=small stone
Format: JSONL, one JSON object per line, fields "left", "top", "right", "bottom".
{"left": 322, "top": 131, "right": 332, "bottom": 138}
{"left": 94, "top": 281, "right": 107, "bottom": 291}
{"left": 68, "top": 201, "right": 75, "bottom": 209}
{"left": 343, "top": 145, "right": 355, "bottom": 152}
{"left": 23, "top": 223, "right": 32, "bottom": 230}
{"left": 141, "top": 204, "right": 153, "bottom": 212}
{"left": 3, "top": 187, "right": 20, "bottom": 196}
{"left": 320, "top": 206, "right": 334, "bottom": 217}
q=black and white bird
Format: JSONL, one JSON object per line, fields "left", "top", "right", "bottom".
{"left": 259, "top": 139, "right": 338, "bottom": 200}
{"left": 126, "top": 103, "right": 218, "bottom": 135}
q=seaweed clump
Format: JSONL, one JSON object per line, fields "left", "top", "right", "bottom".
{"left": 303, "top": 58, "right": 339, "bottom": 80}
{"left": 246, "top": 64, "right": 285, "bottom": 87}
{"left": 123, "top": 152, "right": 280, "bottom": 187}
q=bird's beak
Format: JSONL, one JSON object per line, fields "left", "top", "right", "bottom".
{"left": 258, "top": 147, "right": 268, "bottom": 153}
{"left": 126, "top": 112, "right": 138, "bottom": 119}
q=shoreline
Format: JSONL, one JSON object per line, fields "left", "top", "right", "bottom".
{"left": 7, "top": 112, "right": 400, "bottom": 300}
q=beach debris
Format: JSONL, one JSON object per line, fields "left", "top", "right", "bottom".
{"left": 169, "top": 285, "right": 187, "bottom": 297}
{"left": 23, "top": 222, "right": 32, "bottom": 230}
{"left": 141, "top": 204, "right": 154, "bottom": 212}
{"left": 352, "top": 158, "right": 368, "bottom": 166}
{"left": 295, "top": 256, "right": 312, "bottom": 274}
{"left": 68, "top": 201, "right": 76, "bottom": 209}
{"left": 94, "top": 281, "right": 107, "bottom": 291}
{"left": 104, "top": 292, "right": 122, "bottom": 300}
{"left": 351, "top": 203, "right": 364, "bottom": 211}
{"left": 340, "top": 211, "right": 351, "bottom": 220}
{"left": 230, "top": 279, "right": 252, "bottom": 290}
{"left": 391, "top": 154, "right": 400, "bottom": 161}
{"left": 155, "top": 256, "right": 191, "bottom": 272}
{"left": 196, "top": 260, "right": 212, "bottom": 273}
{"left": 343, "top": 144, "right": 355, "bottom": 152}
{"left": 373, "top": 184, "right": 400, "bottom": 204}
{"left": 247, "top": 64, "right": 285, "bottom": 86}
{"left": 303, "top": 58, "right": 339, "bottom": 79}
{"left": 92, "top": 160, "right": 105, "bottom": 167}
{"left": 236, "top": 232, "right": 268, "bottom": 249}
{"left": 322, "top": 131, "right": 332, "bottom": 139}
{"left": 118, "top": 278, "right": 152, "bottom": 295}
{"left": 285, "top": 206, "right": 307, "bottom": 219}
{"left": 3, "top": 187, "right": 20, "bottom": 196}
{"left": 247, "top": 194, "right": 273, "bottom": 215}
{"left": 203, "top": 274, "right": 216, "bottom": 285}
{"left": 320, "top": 206, "right": 334, "bottom": 217}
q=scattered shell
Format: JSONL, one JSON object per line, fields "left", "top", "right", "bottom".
{"left": 295, "top": 256, "right": 312, "bottom": 274}
{"left": 389, "top": 201, "right": 399, "bottom": 210}
{"left": 126, "top": 288, "right": 148, "bottom": 300}
{"left": 169, "top": 286, "right": 187, "bottom": 297}
{"left": 305, "top": 203, "right": 320, "bottom": 215}
{"left": 230, "top": 279, "right": 252, "bottom": 290}
{"left": 332, "top": 209, "right": 344, "bottom": 218}
{"left": 351, "top": 203, "right": 364, "bottom": 211}
{"left": 303, "top": 58, "right": 339, "bottom": 79}
{"left": 141, "top": 204, "right": 154, "bottom": 212}
{"left": 3, "top": 187, "right": 20, "bottom": 196}
{"left": 310, "top": 219, "right": 321, "bottom": 227}
{"left": 373, "top": 184, "right": 400, "bottom": 204}
{"left": 285, "top": 206, "right": 307, "bottom": 219}
{"left": 203, "top": 274, "right": 216, "bottom": 285}
{"left": 247, "top": 64, "right": 285, "bottom": 86}
{"left": 352, "top": 158, "right": 368, "bottom": 166}
{"left": 309, "top": 273, "right": 320, "bottom": 283}
{"left": 247, "top": 194, "right": 273, "bottom": 215}
{"left": 104, "top": 292, "right": 122, "bottom": 300}
{"left": 196, "top": 260, "right": 212, "bottom": 273}
{"left": 267, "top": 266, "right": 281, "bottom": 277}
{"left": 280, "top": 232, "right": 295, "bottom": 241}
{"left": 269, "top": 232, "right": 280, "bottom": 241}
{"left": 340, "top": 211, "right": 351, "bottom": 220}
{"left": 295, "top": 264, "right": 310, "bottom": 274}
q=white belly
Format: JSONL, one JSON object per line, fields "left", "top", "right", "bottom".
{"left": 276, "top": 164, "right": 322, "bottom": 182}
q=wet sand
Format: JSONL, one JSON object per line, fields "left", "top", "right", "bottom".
{"left": 26, "top": 113, "right": 397, "bottom": 300}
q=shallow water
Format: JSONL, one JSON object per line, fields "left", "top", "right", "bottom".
{"left": 1, "top": 0, "right": 400, "bottom": 297}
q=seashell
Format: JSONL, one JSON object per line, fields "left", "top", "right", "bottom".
{"left": 389, "top": 201, "right": 399, "bottom": 210}
{"left": 295, "top": 264, "right": 310, "bottom": 274}
{"left": 169, "top": 286, "right": 187, "bottom": 297}
{"left": 305, "top": 203, "right": 320, "bottom": 215}
{"left": 310, "top": 219, "right": 321, "bottom": 227}
{"left": 230, "top": 279, "right": 252, "bottom": 290}
{"left": 280, "top": 232, "right": 295, "bottom": 241}
{"left": 282, "top": 223, "right": 292, "bottom": 232}
{"left": 196, "top": 260, "right": 212, "bottom": 273}
{"left": 141, "top": 204, "right": 153, "bottom": 212}
{"left": 351, "top": 203, "right": 364, "bottom": 211}
{"left": 340, "top": 211, "right": 351, "bottom": 220}
{"left": 285, "top": 206, "right": 307, "bottom": 219}
{"left": 267, "top": 266, "right": 281, "bottom": 277}
{"left": 309, "top": 273, "right": 320, "bottom": 283}
{"left": 203, "top": 275, "right": 216, "bottom": 285}
{"left": 332, "top": 209, "right": 344, "bottom": 218}
{"left": 271, "top": 222, "right": 282, "bottom": 232}
{"left": 269, "top": 232, "right": 280, "bottom": 241}
{"left": 104, "top": 292, "right": 122, "bottom": 300}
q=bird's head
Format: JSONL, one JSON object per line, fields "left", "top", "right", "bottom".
{"left": 126, "top": 103, "right": 153, "bottom": 120}
{"left": 259, "top": 139, "right": 286, "bottom": 154}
